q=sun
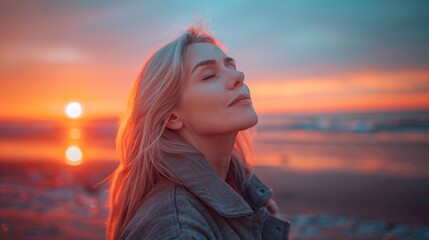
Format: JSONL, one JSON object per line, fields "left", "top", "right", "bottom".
{"left": 65, "top": 102, "right": 82, "bottom": 119}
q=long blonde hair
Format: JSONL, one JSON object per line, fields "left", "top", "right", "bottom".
{"left": 105, "top": 25, "right": 255, "bottom": 240}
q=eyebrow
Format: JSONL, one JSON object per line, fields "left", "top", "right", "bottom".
{"left": 190, "top": 57, "right": 235, "bottom": 75}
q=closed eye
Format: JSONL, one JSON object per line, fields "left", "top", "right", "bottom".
{"left": 202, "top": 74, "right": 216, "bottom": 81}
{"left": 227, "top": 62, "right": 237, "bottom": 70}
{"left": 225, "top": 57, "right": 236, "bottom": 69}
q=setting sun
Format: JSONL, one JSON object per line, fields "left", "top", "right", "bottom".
{"left": 65, "top": 102, "right": 82, "bottom": 119}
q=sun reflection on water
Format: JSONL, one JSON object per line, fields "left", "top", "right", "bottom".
{"left": 69, "top": 128, "right": 81, "bottom": 139}
{"left": 65, "top": 145, "right": 82, "bottom": 166}
{"left": 64, "top": 102, "right": 84, "bottom": 166}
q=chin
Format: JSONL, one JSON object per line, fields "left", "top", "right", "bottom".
{"left": 237, "top": 110, "right": 258, "bottom": 131}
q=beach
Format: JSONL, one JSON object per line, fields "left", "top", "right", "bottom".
{"left": 255, "top": 166, "right": 429, "bottom": 239}
{"left": 1, "top": 160, "right": 428, "bottom": 239}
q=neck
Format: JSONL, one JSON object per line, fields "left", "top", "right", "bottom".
{"left": 180, "top": 130, "right": 237, "bottom": 180}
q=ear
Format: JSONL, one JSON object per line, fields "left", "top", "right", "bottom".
{"left": 166, "top": 111, "right": 183, "bottom": 130}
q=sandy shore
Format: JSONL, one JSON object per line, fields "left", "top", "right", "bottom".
{"left": 254, "top": 166, "right": 429, "bottom": 226}
{"left": 1, "top": 160, "right": 428, "bottom": 239}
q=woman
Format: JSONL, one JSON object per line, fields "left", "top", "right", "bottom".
{"left": 106, "top": 24, "right": 290, "bottom": 240}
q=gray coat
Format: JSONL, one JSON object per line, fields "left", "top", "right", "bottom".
{"left": 118, "top": 153, "right": 290, "bottom": 240}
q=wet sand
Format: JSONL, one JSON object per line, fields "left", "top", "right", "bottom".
{"left": 254, "top": 166, "right": 429, "bottom": 226}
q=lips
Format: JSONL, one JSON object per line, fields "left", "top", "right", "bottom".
{"left": 228, "top": 94, "right": 251, "bottom": 107}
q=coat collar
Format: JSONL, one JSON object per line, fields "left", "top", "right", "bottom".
{"left": 163, "top": 152, "right": 254, "bottom": 217}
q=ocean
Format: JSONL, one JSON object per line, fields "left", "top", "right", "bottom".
{"left": 1, "top": 109, "right": 428, "bottom": 177}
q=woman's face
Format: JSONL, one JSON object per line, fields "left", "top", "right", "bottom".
{"left": 175, "top": 43, "right": 258, "bottom": 136}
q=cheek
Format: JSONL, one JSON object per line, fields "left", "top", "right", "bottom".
{"left": 180, "top": 86, "right": 227, "bottom": 132}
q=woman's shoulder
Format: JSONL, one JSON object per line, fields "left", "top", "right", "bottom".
{"left": 119, "top": 182, "right": 212, "bottom": 240}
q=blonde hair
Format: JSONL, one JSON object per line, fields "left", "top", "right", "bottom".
{"left": 105, "top": 25, "right": 255, "bottom": 240}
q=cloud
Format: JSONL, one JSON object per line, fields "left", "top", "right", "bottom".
{"left": 2, "top": 0, "right": 428, "bottom": 77}
{"left": 207, "top": 1, "right": 429, "bottom": 78}
{"left": 0, "top": 46, "right": 91, "bottom": 65}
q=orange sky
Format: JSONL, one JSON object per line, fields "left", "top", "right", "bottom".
{"left": 1, "top": 65, "right": 429, "bottom": 120}
{"left": 250, "top": 69, "right": 429, "bottom": 114}
{"left": 1, "top": 63, "right": 428, "bottom": 120}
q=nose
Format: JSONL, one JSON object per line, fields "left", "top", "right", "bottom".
{"left": 227, "top": 69, "right": 245, "bottom": 90}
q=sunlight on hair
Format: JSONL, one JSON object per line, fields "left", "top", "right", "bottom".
{"left": 65, "top": 146, "right": 83, "bottom": 166}
{"left": 65, "top": 102, "right": 82, "bottom": 119}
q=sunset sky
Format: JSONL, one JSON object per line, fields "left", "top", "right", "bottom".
{"left": 1, "top": 1, "right": 428, "bottom": 120}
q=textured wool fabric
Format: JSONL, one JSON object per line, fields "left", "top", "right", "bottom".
{"left": 118, "top": 153, "right": 290, "bottom": 240}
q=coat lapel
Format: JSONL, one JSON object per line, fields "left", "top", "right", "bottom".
{"left": 163, "top": 152, "right": 254, "bottom": 217}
